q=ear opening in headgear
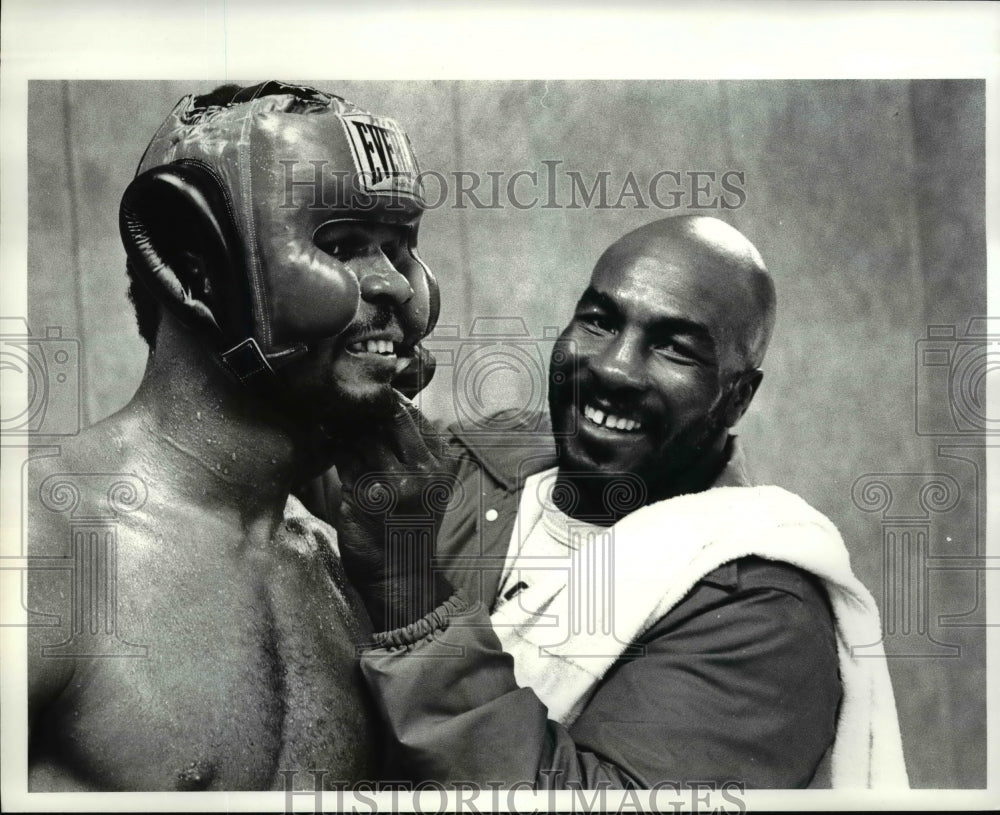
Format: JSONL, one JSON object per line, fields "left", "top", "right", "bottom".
{"left": 119, "top": 159, "right": 265, "bottom": 382}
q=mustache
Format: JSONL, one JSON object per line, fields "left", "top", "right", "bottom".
{"left": 341, "top": 305, "right": 396, "bottom": 339}
{"left": 570, "top": 378, "right": 647, "bottom": 418}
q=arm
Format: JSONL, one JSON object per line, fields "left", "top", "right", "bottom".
{"left": 26, "top": 510, "right": 77, "bottom": 734}
{"left": 359, "top": 558, "right": 841, "bottom": 789}
{"left": 331, "top": 399, "right": 839, "bottom": 788}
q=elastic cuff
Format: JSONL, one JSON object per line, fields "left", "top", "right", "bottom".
{"left": 372, "top": 593, "right": 469, "bottom": 650}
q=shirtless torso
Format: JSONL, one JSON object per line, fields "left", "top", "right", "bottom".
{"left": 28, "top": 394, "right": 376, "bottom": 791}
{"left": 26, "top": 80, "right": 436, "bottom": 792}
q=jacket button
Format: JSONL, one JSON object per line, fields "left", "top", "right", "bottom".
{"left": 484, "top": 509, "right": 499, "bottom": 522}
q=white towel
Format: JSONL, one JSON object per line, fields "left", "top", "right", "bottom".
{"left": 491, "top": 468, "right": 909, "bottom": 789}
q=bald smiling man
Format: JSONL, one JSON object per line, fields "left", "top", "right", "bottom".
{"left": 320, "top": 215, "right": 908, "bottom": 790}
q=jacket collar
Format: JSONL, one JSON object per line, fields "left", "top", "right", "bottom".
{"left": 448, "top": 410, "right": 557, "bottom": 491}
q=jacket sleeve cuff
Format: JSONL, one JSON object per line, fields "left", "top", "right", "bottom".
{"left": 370, "top": 593, "right": 470, "bottom": 650}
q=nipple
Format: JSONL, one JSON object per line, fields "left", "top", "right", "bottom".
{"left": 176, "top": 759, "right": 216, "bottom": 791}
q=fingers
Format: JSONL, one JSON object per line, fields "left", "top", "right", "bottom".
{"left": 386, "top": 391, "right": 443, "bottom": 464}
{"left": 330, "top": 445, "right": 366, "bottom": 493}
{"left": 331, "top": 391, "right": 442, "bottom": 491}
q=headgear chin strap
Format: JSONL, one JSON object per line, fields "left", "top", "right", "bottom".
{"left": 119, "top": 81, "right": 438, "bottom": 387}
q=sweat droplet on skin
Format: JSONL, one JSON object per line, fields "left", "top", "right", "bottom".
{"left": 231, "top": 453, "right": 236, "bottom": 461}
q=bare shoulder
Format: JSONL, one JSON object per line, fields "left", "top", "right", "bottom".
{"left": 28, "top": 421, "right": 135, "bottom": 553}
{"left": 26, "top": 419, "right": 142, "bottom": 706}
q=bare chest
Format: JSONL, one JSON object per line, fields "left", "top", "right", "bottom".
{"left": 30, "top": 519, "right": 376, "bottom": 791}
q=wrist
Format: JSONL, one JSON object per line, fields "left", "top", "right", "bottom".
{"left": 370, "top": 591, "right": 468, "bottom": 650}
{"left": 356, "top": 571, "right": 455, "bottom": 632}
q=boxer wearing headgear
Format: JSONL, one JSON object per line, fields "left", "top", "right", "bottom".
{"left": 28, "top": 81, "right": 436, "bottom": 791}
{"left": 121, "top": 79, "right": 438, "bottom": 415}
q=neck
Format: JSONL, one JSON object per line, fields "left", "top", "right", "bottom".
{"left": 651, "top": 434, "right": 731, "bottom": 500}
{"left": 124, "top": 323, "right": 314, "bottom": 525}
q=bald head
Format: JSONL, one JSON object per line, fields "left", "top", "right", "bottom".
{"left": 596, "top": 215, "right": 775, "bottom": 371}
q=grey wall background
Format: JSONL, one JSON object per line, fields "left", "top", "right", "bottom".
{"left": 27, "top": 80, "right": 986, "bottom": 788}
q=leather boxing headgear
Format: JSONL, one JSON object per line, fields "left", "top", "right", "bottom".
{"left": 120, "top": 81, "right": 439, "bottom": 385}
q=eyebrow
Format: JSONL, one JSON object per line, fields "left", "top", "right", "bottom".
{"left": 576, "top": 286, "right": 716, "bottom": 348}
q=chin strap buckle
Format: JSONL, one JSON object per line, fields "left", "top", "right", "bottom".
{"left": 220, "top": 337, "right": 274, "bottom": 384}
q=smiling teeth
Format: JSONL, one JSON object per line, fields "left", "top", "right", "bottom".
{"left": 348, "top": 339, "right": 396, "bottom": 355}
{"left": 583, "top": 404, "right": 641, "bottom": 431}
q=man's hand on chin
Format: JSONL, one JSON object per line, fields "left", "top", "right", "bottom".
{"left": 332, "top": 391, "right": 455, "bottom": 632}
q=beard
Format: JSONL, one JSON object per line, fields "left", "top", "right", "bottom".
{"left": 279, "top": 375, "right": 398, "bottom": 436}
{"left": 273, "top": 305, "right": 406, "bottom": 434}
{"left": 641, "top": 403, "right": 729, "bottom": 496}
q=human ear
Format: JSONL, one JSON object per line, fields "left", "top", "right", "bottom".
{"left": 721, "top": 368, "right": 764, "bottom": 428}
